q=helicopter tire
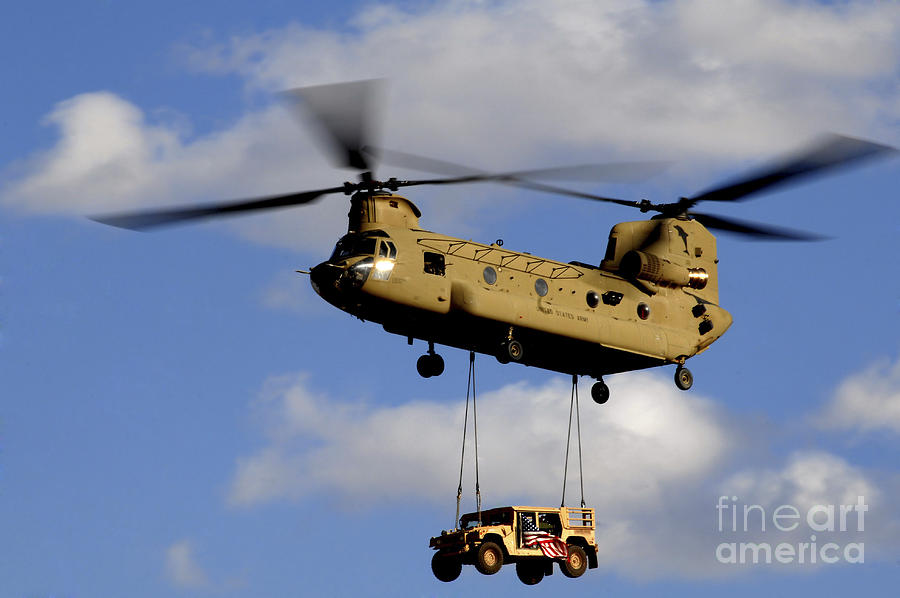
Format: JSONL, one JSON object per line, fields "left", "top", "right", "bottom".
{"left": 591, "top": 381, "right": 610, "bottom": 404}
{"left": 675, "top": 366, "right": 693, "bottom": 391}
{"left": 496, "top": 343, "right": 511, "bottom": 364}
{"left": 507, "top": 340, "right": 524, "bottom": 362}
{"left": 417, "top": 354, "right": 444, "bottom": 378}
{"left": 417, "top": 355, "right": 433, "bottom": 378}
{"left": 430, "top": 353, "right": 445, "bottom": 377}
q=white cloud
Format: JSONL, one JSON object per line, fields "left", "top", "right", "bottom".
{"left": 721, "top": 451, "right": 878, "bottom": 531}
{"left": 227, "top": 367, "right": 900, "bottom": 579}
{"left": 2, "top": 92, "right": 348, "bottom": 251}
{"left": 815, "top": 357, "right": 900, "bottom": 435}
{"left": 229, "top": 372, "right": 733, "bottom": 510}
{"left": 165, "top": 539, "right": 210, "bottom": 590}
{"left": 7, "top": 92, "right": 180, "bottom": 211}
{"left": 3, "top": 0, "right": 899, "bottom": 251}
{"left": 708, "top": 451, "right": 900, "bottom": 572}
{"left": 229, "top": 371, "right": 742, "bottom": 579}
{"left": 589, "top": 450, "right": 884, "bottom": 577}
{"left": 187, "top": 0, "right": 900, "bottom": 159}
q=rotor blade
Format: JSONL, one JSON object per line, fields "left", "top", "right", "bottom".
{"left": 510, "top": 179, "right": 647, "bottom": 209}
{"left": 373, "top": 146, "right": 668, "bottom": 182}
{"left": 691, "top": 212, "right": 826, "bottom": 241}
{"left": 283, "top": 80, "right": 383, "bottom": 171}
{"left": 91, "top": 186, "right": 347, "bottom": 230}
{"left": 506, "top": 161, "right": 669, "bottom": 182}
{"left": 688, "top": 134, "right": 897, "bottom": 205}
{"left": 375, "top": 145, "right": 661, "bottom": 208}
{"left": 369, "top": 147, "right": 479, "bottom": 177}
{"left": 397, "top": 175, "right": 644, "bottom": 210}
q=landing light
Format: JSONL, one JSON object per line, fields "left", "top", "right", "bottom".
{"left": 375, "top": 259, "right": 395, "bottom": 272}
{"left": 372, "top": 259, "right": 395, "bottom": 281}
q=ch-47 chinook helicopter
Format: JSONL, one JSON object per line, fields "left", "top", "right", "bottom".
{"left": 94, "top": 80, "right": 896, "bottom": 403}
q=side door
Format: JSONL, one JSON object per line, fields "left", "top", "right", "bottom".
{"left": 516, "top": 511, "right": 543, "bottom": 556}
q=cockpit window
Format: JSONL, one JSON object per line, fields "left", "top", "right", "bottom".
{"left": 357, "top": 238, "right": 377, "bottom": 256}
{"left": 330, "top": 236, "right": 379, "bottom": 261}
{"left": 376, "top": 240, "right": 398, "bottom": 260}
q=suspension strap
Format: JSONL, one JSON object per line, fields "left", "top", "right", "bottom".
{"left": 575, "top": 376, "right": 585, "bottom": 508}
{"left": 472, "top": 353, "right": 482, "bottom": 523}
{"left": 561, "top": 375, "right": 586, "bottom": 508}
{"left": 455, "top": 352, "right": 481, "bottom": 528}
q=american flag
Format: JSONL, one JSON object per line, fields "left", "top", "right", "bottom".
{"left": 522, "top": 516, "right": 568, "bottom": 559}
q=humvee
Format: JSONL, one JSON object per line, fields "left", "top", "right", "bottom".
{"left": 429, "top": 505, "right": 598, "bottom": 585}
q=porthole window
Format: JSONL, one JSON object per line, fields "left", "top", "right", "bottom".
{"left": 535, "top": 278, "right": 549, "bottom": 297}
{"left": 586, "top": 290, "right": 599, "bottom": 308}
{"left": 637, "top": 303, "right": 650, "bottom": 320}
{"left": 483, "top": 266, "right": 497, "bottom": 285}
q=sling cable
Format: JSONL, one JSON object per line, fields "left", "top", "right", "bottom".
{"left": 455, "top": 351, "right": 481, "bottom": 529}
{"left": 560, "top": 375, "right": 586, "bottom": 509}
{"left": 430, "top": 365, "right": 600, "bottom": 585}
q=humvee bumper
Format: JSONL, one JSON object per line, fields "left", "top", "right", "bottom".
{"left": 429, "top": 530, "right": 469, "bottom": 552}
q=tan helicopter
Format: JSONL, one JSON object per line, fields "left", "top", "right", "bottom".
{"left": 94, "top": 80, "right": 896, "bottom": 403}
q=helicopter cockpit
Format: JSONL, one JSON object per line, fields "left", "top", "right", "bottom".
{"left": 312, "top": 230, "right": 400, "bottom": 298}
{"left": 329, "top": 229, "right": 397, "bottom": 264}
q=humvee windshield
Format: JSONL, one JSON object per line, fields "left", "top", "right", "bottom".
{"left": 460, "top": 508, "right": 513, "bottom": 529}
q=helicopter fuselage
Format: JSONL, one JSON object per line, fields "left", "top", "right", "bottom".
{"left": 85, "top": 77, "right": 892, "bottom": 394}
{"left": 309, "top": 192, "right": 733, "bottom": 381}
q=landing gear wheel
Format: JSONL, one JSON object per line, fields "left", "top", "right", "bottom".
{"left": 416, "top": 353, "right": 445, "bottom": 378}
{"left": 416, "top": 355, "right": 433, "bottom": 378}
{"left": 431, "top": 552, "right": 462, "bottom": 582}
{"left": 674, "top": 366, "right": 693, "bottom": 391}
{"left": 561, "top": 545, "right": 588, "bottom": 578}
{"left": 474, "top": 541, "right": 503, "bottom": 575}
{"left": 507, "top": 339, "right": 524, "bottom": 361}
{"left": 591, "top": 380, "right": 610, "bottom": 404}
{"left": 496, "top": 343, "right": 511, "bottom": 364}
{"left": 429, "top": 353, "right": 445, "bottom": 377}
{"left": 515, "top": 560, "right": 545, "bottom": 585}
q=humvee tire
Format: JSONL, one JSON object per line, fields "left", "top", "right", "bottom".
{"left": 474, "top": 541, "right": 503, "bottom": 575}
{"left": 515, "top": 560, "right": 545, "bottom": 585}
{"left": 561, "top": 545, "right": 588, "bottom": 578}
{"left": 431, "top": 552, "right": 462, "bottom": 582}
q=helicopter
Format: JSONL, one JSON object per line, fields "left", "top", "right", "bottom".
{"left": 94, "top": 80, "right": 896, "bottom": 404}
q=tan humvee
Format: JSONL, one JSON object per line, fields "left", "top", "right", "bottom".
{"left": 429, "top": 505, "right": 598, "bottom": 585}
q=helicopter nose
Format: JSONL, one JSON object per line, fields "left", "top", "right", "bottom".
{"left": 309, "top": 262, "right": 343, "bottom": 300}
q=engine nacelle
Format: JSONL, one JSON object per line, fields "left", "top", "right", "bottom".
{"left": 620, "top": 250, "right": 708, "bottom": 290}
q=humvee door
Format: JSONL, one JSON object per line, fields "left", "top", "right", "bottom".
{"left": 516, "top": 511, "right": 543, "bottom": 555}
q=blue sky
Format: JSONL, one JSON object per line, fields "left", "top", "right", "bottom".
{"left": 2, "top": 1, "right": 899, "bottom": 596}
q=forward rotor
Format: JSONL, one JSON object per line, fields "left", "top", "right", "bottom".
{"left": 92, "top": 80, "right": 897, "bottom": 238}
{"left": 92, "top": 80, "right": 668, "bottom": 230}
